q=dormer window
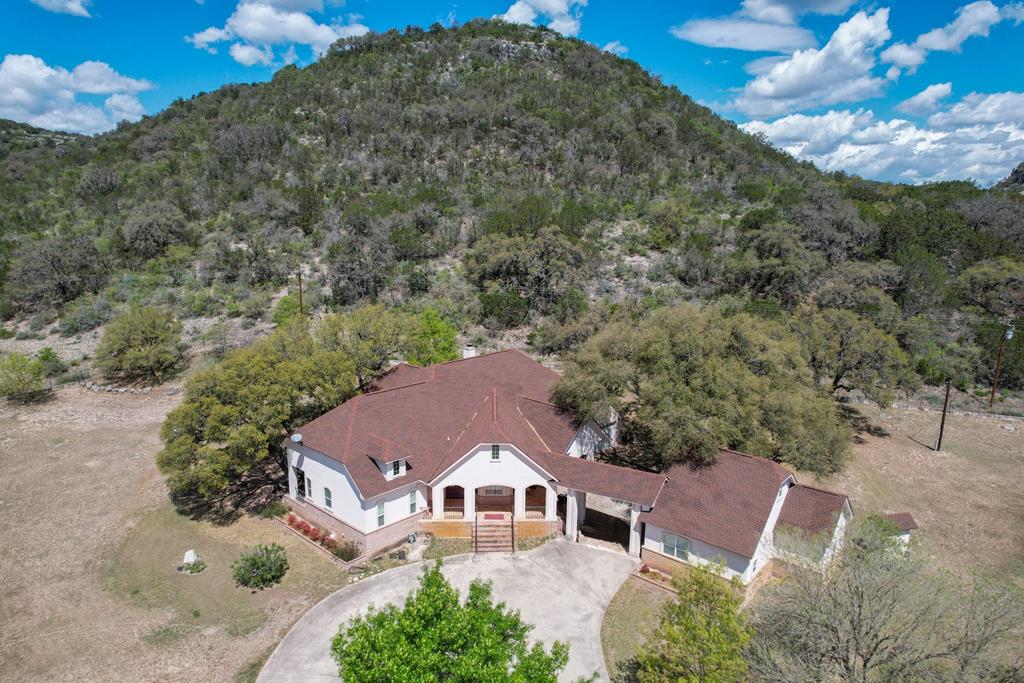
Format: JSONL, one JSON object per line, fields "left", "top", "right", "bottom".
{"left": 491, "top": 445, "right": 500, "bottom": 461}
{"left": 382, "top": 457, "right": 406, "bottom": 480}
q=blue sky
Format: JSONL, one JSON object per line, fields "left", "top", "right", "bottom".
{"left": 3, "top": 0, "right": 1023, "bottom": 185}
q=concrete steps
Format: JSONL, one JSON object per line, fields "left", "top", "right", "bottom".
{"left": 474, "top": 522, "right": 513, "bottom": 553}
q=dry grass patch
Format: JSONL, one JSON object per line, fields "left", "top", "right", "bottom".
{"left": 601, "top": 575, "right": 672, "bottom": 679}
{"left": 804, "top": 404, "right": 1024, "bottom": 587}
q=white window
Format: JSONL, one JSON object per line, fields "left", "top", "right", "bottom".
{"left": 409, "top": 490, "right": 417, "bottom": 514}
{"left": 392, "top": 460, "right": 401, "bottom": 476}
{"left": 304, "top": 475, "right": 313, "bottom": 499}
{"left": 377, "top": 501, "right": 385, "bottom": 527}
{"left": 482, "top": 486, "right": 507, "bottom": 496}
{"left": 663, "top": 532, "right": 690, "bottom": 560}
{"left": 490, "top": 445, "right": 500, "bottom": 461}
{"left": 324, "top": 487, "right": 332, "bottom": 509}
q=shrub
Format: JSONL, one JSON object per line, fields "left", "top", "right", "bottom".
{"left": 232, "top": 544, "right": 288, "bottom": 590}
{"left": 183, "top": 558, "right": 207, "bottom": 574}
{"left": 0, "top": 353, "right": 46, "bottom": 398}
{"left": 35, "top": 347, "right": 66, "bottom": 378}
{"left": 479, "top": 290, "right": 529, "bottom": 329}
{"left": 332, "top": 541, "right": 360, "bottom": 562}
{"left": 95, "top": 306, "right": 186, "bottom": 382}
{"left": 259, "top": 501, "right": 289, "bottom": 519}
{"left": 272, "top": 294, "right": 301, "bottom": 326}
{"left": 59, "top": 296, "right": 113, "bottom": 336}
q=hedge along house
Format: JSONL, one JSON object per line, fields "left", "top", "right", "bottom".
{"left": 284, "top": 350, "right": 851, "bottom": 584}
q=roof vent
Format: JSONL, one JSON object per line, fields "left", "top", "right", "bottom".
{"left": 290, "top": 433, "right": 303, "bottom": 444}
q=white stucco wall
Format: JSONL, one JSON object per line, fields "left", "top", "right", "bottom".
{"left": 432, "top": 443, "right": 554, "bottom": 496}
{"left": 363, "top": 484, "right": 425, "bottom": 531}
{"left": 642, "top": 524, "right": 753, "bottom": 581}
{"left": 566, "top": 420, "right": 611, "bottom": 459}
{"left": 288, "top": 444, "right": 423, "bottom": 535}
{"left": 747, "top": 476, "right": 796, "bottom": 581}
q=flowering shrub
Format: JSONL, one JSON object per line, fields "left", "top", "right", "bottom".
{"left": 285, "top": 513, "right": 359, "bottom": 561}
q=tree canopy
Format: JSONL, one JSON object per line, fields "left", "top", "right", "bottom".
{"left": 747, "top": 517, "right": 1024, "bottom": 682}
{"left": 623, "top": 565, "right": 751, "bottom": 683}
{"left": 94, "top": 306, "right": 186, "bottom": 382}
{"left": 331, "top": 561, "right": 569, "bottom": 682}
{"left": 553, "top": 304, "right": 851, "bottom": 474}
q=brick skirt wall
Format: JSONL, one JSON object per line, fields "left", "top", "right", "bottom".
{"left": 285, "top": 496, "right": 367, "bottom": 551}
{"left": 285, "top": 496, "right": 425, "bottom": 556}
{"left": 640, "top": 547, "right": 688, "bottom": 576}
{"left": 515, "top": 520, "right": 560, "bottom": 538}
{"left": 420, "top": 520, "right": 473, "bottom": 538}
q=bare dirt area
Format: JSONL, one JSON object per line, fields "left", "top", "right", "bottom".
{"left": 807, "top": 404, "right": 1024, "bottom": 586}
{"left": 0, "top": 386, "right": 347, "bottom": 682}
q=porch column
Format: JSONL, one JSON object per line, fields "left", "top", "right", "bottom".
{"left": 577, "top": 491, "right": 588, "bottom": 527}
{"left": 464, "top": 488, "right": 476, "bottom": 521}
{"left": 432, "top": 485, "right": 444, "bottom": 520}
{"left": 565, "top": 489, "right": 578, "bottom": 540}
{"left": 544, "top": 485, "right": 557, "bottom": 521}
{"left": 514, "top": 486, "right": 526, "bottom": 519}
{"left": 628, "top": 504, "right": 641, "bottom": 557}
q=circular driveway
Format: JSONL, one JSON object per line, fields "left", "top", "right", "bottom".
{"left": 259, "top": 539, "right": 638, "bottom": 682}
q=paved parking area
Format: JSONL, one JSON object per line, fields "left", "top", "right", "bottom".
{"left": 258, "top": 539, "right": 638, "bottom": 682}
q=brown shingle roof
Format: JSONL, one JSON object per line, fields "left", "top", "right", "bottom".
{"left": 294, "top": 350, "right": 595, "bottom": 498}
{"left": 777, "top": 484, "right": 849, "bottom": 536}
{"left": 884, "top": 512, "right": 918, "bottom": 531}
{"left": 639, "top": 450, "right": 793, "bottom": 558}
{"left": 536, "top": 452, "right": 667, "bottom": 508}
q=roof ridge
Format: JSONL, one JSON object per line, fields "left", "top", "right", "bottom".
{"left": 432, "top": 347, "right": 519, "bottom": 367}
{"left": 790, "top": 482, "right": 847, "bottom": 499}
{"left": 719, "top": 448, "right": 790, "bottom": 475}
{"left": 364, "top": 379, "right": 430, "bottom": 396}
{"left": 518, "top": 404, "right": 554, "bottom": 452}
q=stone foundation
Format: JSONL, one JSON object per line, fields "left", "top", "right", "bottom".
{"left": 515, "top": 519, "right": 560, "bottom": 538}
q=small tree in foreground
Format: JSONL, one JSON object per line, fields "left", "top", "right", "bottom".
{"left": 624, "top": 565, "right": 751, "bottom": 683}
{"left": 331, "top": 561, "right": 569, "bottom": 682}
{"left": 232, "top": 544, "right": 288, "bottom": 590}
{"left": 95, "top": 306, "right": 185, "bottom": 382}
{"left": 747, "top": 518, "right": 1024, "bottom": 682}
{"left": 0, "top": 352, "right": 46, "bottom": 398}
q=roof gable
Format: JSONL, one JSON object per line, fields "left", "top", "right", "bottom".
{"left": 640, "top": 449, "right": 793, "bottom": 558}
{"left": 294, "top": 350, "right": 580, "bottom": 498}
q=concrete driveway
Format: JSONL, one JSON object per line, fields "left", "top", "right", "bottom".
{"left": 258, "top": 540, "right": 637, "bottom": 682}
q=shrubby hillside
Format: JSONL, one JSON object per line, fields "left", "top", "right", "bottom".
{"left": 1, "top": 19, "right": 1022, "bottom": 406}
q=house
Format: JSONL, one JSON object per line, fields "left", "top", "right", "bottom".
{"left": 639, "top": 453, "right": 852, "bottom": 582}
{"left": 284, "top": 349, "right": 850, "bottom": 584}
{"left": 884, "top": 511, "right": 918, "bottom": 547}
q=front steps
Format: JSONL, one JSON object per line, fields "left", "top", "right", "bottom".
{"left": 474, "top": 520, "right": 514, "bottom": 553}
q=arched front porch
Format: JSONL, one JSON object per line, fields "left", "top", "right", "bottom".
{"left": 430, "top": 482, "right": 557, "bottom": 522}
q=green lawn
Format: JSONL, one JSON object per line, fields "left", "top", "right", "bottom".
{"left": 423, "top": 536, "right": 472, "bottom": 560}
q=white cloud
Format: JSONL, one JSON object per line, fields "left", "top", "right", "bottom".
{"left": 0, "top": 54, "right": 152, "bottom": 134}
{"left": 927, "top": 90, "right": 1024, "bottom": 127}
{"left": 671, "top": 0, "right": 855, "bottom": 53}
{"left": 896, "top": 82, "right": 953, "bottom": 115}
{"left": 740, "top": 0, "right": 855, "bottom": 24}
{"left": 104, "top": 93, "right": 145, "bottom": 121}
{"left": 229, "top": 43, "right": 275, "bottom": 66}
{"left": 742, "top": 96, "right": 1024, "bottom": 185}
{"left": 188, "top": 0, "right": 369, "bottom": 66}
{"left": 602, "top": 40, "right": 628, "bottom": 56}
{"left": 30, "top": 0, "right": 90, "bottom": 17}
{"left": 70, "top": 61, "right": 153, "bottom": 93}
{"left": 882, "top": 1, "right": 1024, "bottom": 75}
{"left": 731, "top": 9, "right": 891, "bottom": 117}
{"left": 670, "top": 18, "right": 816, "bottom": 53}
{"left": 496, "top": 0, "right": 587, "bottom": 37}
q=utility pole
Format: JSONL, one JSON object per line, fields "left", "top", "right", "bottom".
{"left": 989, "top": 325, "right": 1014, "bottom": 408}
{"left": 297, "top": 271, "right": 304, "bottom": 319}
{"left": 934, "top": 379, "right": 951, "bottom": 452}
